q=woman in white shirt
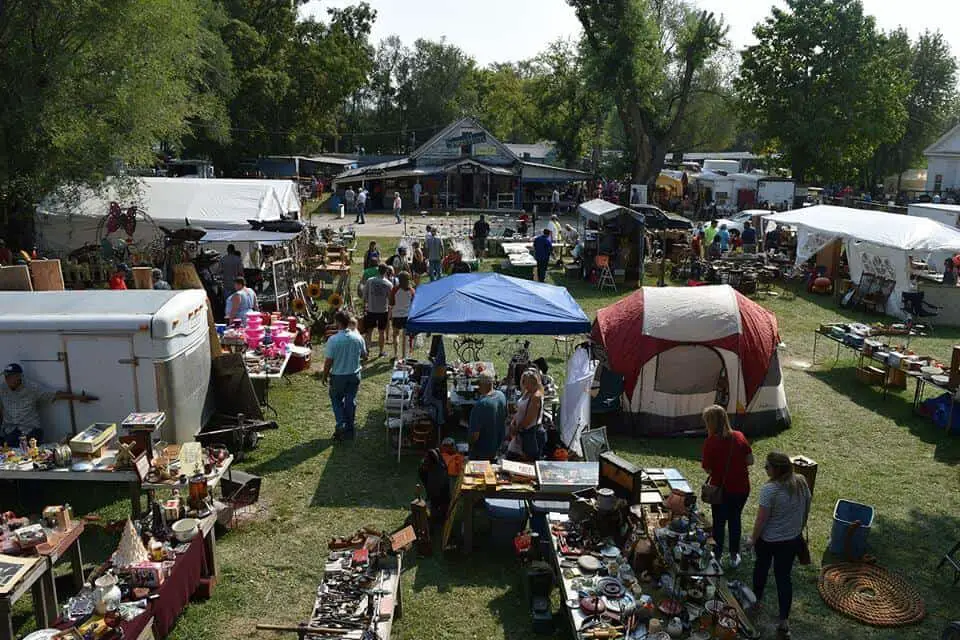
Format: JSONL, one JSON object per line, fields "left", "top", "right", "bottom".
{"left": 389, "top": 271, "right": 415, "bottom": 358}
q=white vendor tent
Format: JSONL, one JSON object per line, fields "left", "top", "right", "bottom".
{"left": 765, "top": 205, "right": 960, "bottom": 317}
{"left": 577, "top": 198, "right": 644, "bottom": 223}
{"left": 35, "top": 177, "right": 301, "bottom": 253}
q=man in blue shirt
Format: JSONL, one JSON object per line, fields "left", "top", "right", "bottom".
{"left": 468, "top": 372, "right": 507, "bottom": 461}
{"left": 741, "top": 221, "right": 757, "bottom": 253}
{"left": 322, "top": 311, "right": 367, "bottom": 441}
{"left": 718, "top": 224, "right": 731, "bottom": 253}
{"left": 225, "top": 277, "right": 258, "bottom": 324}
{"left": 533, "top": 228, "right": 553, "bottom": 282}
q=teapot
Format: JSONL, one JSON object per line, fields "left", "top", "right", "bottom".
{"left": 93, "top": 571, "right": 122, "bottom": 615}
{"left": 666, "top": 616, "right": 683, "bottom": 638}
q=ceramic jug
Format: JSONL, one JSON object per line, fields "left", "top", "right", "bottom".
{"left": 94, "top": 572, "right": 122, "bottom": 615}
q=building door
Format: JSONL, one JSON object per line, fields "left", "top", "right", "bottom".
{"left": 461, "top": 173, "right": 474, "bottom": 207}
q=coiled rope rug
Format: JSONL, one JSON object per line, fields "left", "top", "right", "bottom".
{"left": 818, "top": 563, "right": 925, "bottom": 627}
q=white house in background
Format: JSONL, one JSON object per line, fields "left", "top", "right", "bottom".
{"left": 924, "top": 123, "right": 960, "bottom": 194}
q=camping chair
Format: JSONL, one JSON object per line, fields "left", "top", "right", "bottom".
{"left": 900, "top": 291, "right": 939, "bottom": 333}
{"left": 591, "top": 368, "right": 624, "bottom": 428}
{"left": 862, "top": 278, "right": 896, "bottom": 314}
{"left": 596, "top": 255, "right": 617, "bottom": 293}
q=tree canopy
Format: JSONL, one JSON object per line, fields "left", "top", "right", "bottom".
{"left": 737, "top": 0, "right": 913, "bottom": 184}
{"left": 570, "top": 0, "right": 728, "bottom": 186}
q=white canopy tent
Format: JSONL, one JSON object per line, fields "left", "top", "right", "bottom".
{"left": 765, "top": 205, "right": 960, "bottom": 317}
{"left": 578, "top": 198, "right": 643, "bottom": 223}
{"left": 35, "top": 177, "right": 301, "bottom": 253}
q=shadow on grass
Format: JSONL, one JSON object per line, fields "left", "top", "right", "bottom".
{"left": 246, "top": 436, "right": 334, "bottom": 476}
{"left": 411, "top": 550, "right": 568, "bottom": 640}
{"left": 807, "top": 366, "right": 960, "bottom": 464}
{"left": 310, "top": 410, "right": 421, "bottom": 510}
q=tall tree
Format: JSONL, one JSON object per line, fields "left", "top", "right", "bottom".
{"left": 0, "top": 0, "right": 224, "bottom": 244}
{"left": 570, "top": 0, "right": 727, "bottom": 187}
{"left": 528, "top": 39, "right": 606, "bottom": 169}
{"left": 476, "top": 63, "right": 539, "bottom": 144}
{"left": 872, "top": 30, "right": 957, "bottom": 192}
{"left": 737, "top": 0, "right": 912, "bottom": 184}
{"left": 214, "top": 1, "right": 374, "bottom": 170}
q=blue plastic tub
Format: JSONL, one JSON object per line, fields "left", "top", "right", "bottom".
{"left": 829, "top": 499, "right": 874, "bottom": 558}
{"left": 485, "top": 499, "right": 527, "bottom": 550}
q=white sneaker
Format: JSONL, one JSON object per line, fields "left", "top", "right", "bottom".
{"left": 729, "top": 553, "right": 742, "bottom": 569}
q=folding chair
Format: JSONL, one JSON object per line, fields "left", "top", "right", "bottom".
{"left": 596, "top": 254, "right": 616, "bottom": 293}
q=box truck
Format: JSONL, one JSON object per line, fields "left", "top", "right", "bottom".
{"left": 0, "top": 290, "right": 210, "bottom": 444}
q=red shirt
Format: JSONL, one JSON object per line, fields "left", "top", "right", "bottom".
{"left": 701, "top": 431, "right": 752, "bottom": 495}
{"left": 109, "top": 274, "right": 128, "bottom": 290}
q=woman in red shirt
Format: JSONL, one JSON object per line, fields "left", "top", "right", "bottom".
{"left": 701, "top": 404, "right": 754, "bottom": 568}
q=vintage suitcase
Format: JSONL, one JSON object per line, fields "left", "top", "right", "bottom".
{"left": 599, "top": 451, "right": 644, "bottom": 503}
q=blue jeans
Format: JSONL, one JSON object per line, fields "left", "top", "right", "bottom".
{"left": 355, "top": 203, "right": 366, "bottom": 224}
{"left": 429, "top": 259, "right": 442, "bottom": 281}
{"left": 394, "top": 208, "right": 402, "bottom": 223}
{"left": 329, "top": 373, "right": 361, "bottom": 433}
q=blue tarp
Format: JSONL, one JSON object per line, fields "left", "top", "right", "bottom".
{"left": 406, "top": 273, "right": 591, "bottom": 335}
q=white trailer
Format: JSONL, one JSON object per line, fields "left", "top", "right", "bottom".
{"left": 758, "top": 179, "right": 796, "bottom": 208}
{"left": 907, "top": 202, "right": 960, "bottom": 228}
{"left": 0, "top": 290, "right": 210, "bottom": 443}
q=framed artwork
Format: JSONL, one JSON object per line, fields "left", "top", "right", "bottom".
{"left": 0, "top": 554, "right": 41, "bottom": 594}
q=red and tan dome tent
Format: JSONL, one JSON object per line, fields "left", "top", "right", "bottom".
{"left": 592, "top": 285, "right": 790, "bottom": 436}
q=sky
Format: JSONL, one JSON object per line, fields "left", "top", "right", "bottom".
{"left": 303, "top": 0, "right": 960, "bottom": 66}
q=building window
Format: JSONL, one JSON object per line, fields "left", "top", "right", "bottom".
{"left": 935, "top": 174, "right": 943, "bottom": 193}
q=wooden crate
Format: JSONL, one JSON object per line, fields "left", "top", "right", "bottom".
{"left": 855, "top": 365, "right": 885, "bottom": 386}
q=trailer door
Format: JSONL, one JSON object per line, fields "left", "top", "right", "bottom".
{"left": 63, "top": 334, "right": 139, "bottom": 429}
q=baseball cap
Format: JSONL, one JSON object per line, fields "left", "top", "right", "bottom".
{"left": 3, "top": 363, "right": 23, "bottom": 376}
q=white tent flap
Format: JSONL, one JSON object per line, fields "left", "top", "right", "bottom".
{"left": 561, "top": 347, "right": 596, "bottom": 455}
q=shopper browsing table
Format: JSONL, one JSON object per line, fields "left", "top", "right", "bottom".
{"left": 322, "top": 312, "right": 367, "bottom": 441}
{"left": 363, "top": 264, "right": 393, "bottom": 358}
{"left": 701, "top": 405, "right": 754, "bottom": 568}
{"left": 748, "top": 451, "right": 812, "bottom": 640}
{"left": 468, "top": 372, "right": 507, "bottom": 462}
{"left": 533, "top": 228, "right": 553, "bottom": 282}
{"left": 1, "top": 363, "right": 96, "bottom": 446}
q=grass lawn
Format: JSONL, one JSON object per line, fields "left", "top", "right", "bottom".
{"left": 4, "top": 234, "right": 960, "bottom": 639}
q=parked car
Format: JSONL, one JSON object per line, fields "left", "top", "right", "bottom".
{"left": 630, "top": 204, "right": 693, "bottom": 230}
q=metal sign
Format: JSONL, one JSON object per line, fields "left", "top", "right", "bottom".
{"left": 445, "top": 131, "right": 486, "bottom": 149}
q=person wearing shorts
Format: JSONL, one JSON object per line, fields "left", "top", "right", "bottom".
{"left": 389, "top": 271, "right": 415, "bottom": 359}
{"left": 363, "top": 264, "right": 392, "bottom": 358}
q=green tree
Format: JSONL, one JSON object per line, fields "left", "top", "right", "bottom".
{"left": 871, "top": 30, "right": 957, "bottom": 193}
{"left": 528, "top": 39, "right": 606, "bottom": 169}
{"left": 570, "top": 0, "right": 728, "bottom": 187}
{"left": 214, "top": 1, "right": 375, "bottom": 169}
{"left": 737, "top": 0, "right": 912, "bottom": 184}
{"left": 0, "top": 0, "right": 224, "bottom": 244}
{"left": 476, "top": 63, "right": 539, "bottom": 144}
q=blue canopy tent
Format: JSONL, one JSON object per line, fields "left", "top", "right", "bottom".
{"left": 405, "top": 273, "right": 591, "bottom": 335}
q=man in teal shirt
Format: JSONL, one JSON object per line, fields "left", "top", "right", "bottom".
{"left": 468, "top": 371, "right": 507, "bottom": 461}
{"left": 322, "top": 311, "right": 367, "bottom": 441}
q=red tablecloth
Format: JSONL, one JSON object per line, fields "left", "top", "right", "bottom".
{"left": 57, "top": 534, "right": 206, "bottom": 639}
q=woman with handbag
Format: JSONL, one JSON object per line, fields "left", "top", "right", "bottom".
{"left": 747, "top": 451, "right": 812, "bottom": 640}
{"left": 506, "top": 370, "right": 545, "bottom": 461}
{"left": 700, "top": 405, "right": 754, "bottom": 568}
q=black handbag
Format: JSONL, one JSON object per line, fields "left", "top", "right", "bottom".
{"left": 700, "top": 438, "right": 735, "bottom": 505}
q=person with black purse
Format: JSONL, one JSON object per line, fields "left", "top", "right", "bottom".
{"left": 747, "top": 451, "right": 812, "bottom": 640}
{"left": 700, "top": 405, "right": 754, "bottom": 569}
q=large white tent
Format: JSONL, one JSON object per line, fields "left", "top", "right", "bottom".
{"left": 765, "top": 205, "right": 960, "bottom": 316}
{"left": 35, "top": 177, "right": 301, "bottom": 252}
